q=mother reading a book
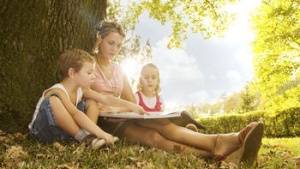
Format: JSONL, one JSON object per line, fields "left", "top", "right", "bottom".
{"left": 85, "top": 20, "right": 264, "bottom": 166}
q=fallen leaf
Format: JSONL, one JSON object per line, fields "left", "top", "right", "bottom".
{"left": 53, "top": 142, "right": 66, "bottom": 152}
{"left": 72, "top": 143, "right": 85, "bottom": 156}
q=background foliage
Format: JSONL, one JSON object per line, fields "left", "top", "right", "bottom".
{"left": 197, "top": 107, "right": 300, "bottom": 137}
{"left": 0, "top": 0, "right": 106, "bottom": 131}
{"left": 251, "top": 0, "right": 300, "bottom": 112}
{"left": 184, "top": 0, "right": 300, "bottom": 116}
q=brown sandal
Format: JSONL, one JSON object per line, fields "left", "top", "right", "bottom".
{"left": 224, "top": 122, "right": 264, "bottom": 166}
{"left": 213, "top": 122, "right": 264, "bottom": 166}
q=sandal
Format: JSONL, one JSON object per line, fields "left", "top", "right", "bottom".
{"left": 224, "top": 122, "right": 264, "bottom": 166}
{"left": 213, "top": 122, "right": 264, "bottom": 166}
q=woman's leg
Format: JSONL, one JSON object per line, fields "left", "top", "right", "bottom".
{"left": 137, "top": 119, "right": 255, "bottom": 157}
{"left": 122, "top": 123, "right": 211, "bottom": 157}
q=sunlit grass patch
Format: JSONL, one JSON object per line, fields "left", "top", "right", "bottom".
{"left": 258, "top": 137, "right": 300, "bottom": 169}
{"left": 261, "top": 137, "right": 300, "bottom": 155}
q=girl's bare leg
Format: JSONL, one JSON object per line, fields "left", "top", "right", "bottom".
{"left": 122, "top": 123, "right": 211, "bottom": 157}
{"left": 50, "top": 96, "right": 81, "bottom": 136}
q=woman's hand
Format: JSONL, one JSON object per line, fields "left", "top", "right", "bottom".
{"left": 131, "top": 104, "right": 148, "bottom": 115}
{"left": 99, "top": 105, "right": 120, "bottom": 114}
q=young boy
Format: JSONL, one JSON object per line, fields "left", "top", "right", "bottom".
{"left": 28, "top": 49, "right": 146, "bottom": 149}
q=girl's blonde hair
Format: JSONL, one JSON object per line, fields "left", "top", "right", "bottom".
{"left": 137, "top": 63, "right": 161, "bottom": 95}
{"left": 58, "top": 49, "right": 95, "bottom": 80}
{"left": 93, "top": 20, "right": 125, "bottom": 55}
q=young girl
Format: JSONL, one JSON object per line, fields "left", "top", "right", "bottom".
{"left": 28, "top": 49, "right": 146, "bottom": 149}
{"left": 134, "top": 63, "right": 164, "bottom": 112}
{"left": 134, "top": 63, "right": 199, "bottom": 131}
{"left": 86, "top": 20, "right": 264, "bottom": 166}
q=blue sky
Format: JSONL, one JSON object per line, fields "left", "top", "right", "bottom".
{"left": 121, "top": 0, "right": 261, "bottom": 109}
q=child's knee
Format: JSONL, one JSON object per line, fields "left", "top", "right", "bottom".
{"left": 85, "top": 99, "right": 99, "bottom": 117}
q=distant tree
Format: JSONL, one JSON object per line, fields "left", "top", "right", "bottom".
{"left": 240, "top": 84, "right": 258, "bottom": 112}
{"left": 196, "top": 103, "right": 211, "bottom": 114}
{"left": 196, "top": 84, "right": 260, "bottom": 115}
{"left": 223, "top": 92, "right": 242, "bottom": 113}
{"left": 251, "top": 0, "right": 300, "bottom": 112}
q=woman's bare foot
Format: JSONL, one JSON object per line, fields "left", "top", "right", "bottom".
{"left": 213, "top": 133, "right": 240, "bottom": 159}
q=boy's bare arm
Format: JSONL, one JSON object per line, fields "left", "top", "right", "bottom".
{"left": 83, "top": 88, "right": 147, "bottom": 115}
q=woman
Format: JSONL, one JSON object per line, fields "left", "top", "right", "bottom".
{"left": 85, "top": 20, "right": 264, "bottom": 165}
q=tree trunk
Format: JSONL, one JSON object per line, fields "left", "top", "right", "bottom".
{"left": 0, "top": 0, "right": 107, "bottom": 132}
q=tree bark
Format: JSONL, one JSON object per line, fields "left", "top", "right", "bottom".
{"left": 0, "top": 0, "right": 107, "bottom": 132}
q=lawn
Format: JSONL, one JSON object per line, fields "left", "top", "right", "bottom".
{"left": 1, "top": 129, "right": 300, "bottom": 169}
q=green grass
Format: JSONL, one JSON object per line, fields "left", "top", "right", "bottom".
{"left": 1, "top": 131, "right": 300, "bottom": 169}
{"left": 257, "top": 137, "right": 300, "bottom": 169}
{"left": 261, "top": 137, "right": 300, "bottom": 155}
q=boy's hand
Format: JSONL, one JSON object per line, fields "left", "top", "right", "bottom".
{"left": 102, "top": 133, "right": 116, "bottom": 146}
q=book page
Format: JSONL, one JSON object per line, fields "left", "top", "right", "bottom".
{"left": 99, "top": 110, "right": 181, "bottom": 119}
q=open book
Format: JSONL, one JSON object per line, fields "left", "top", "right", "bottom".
{"left": 99, "top": 110, "right": 206, "bottom": 129}
{"left": 99, "top": 110, "right": 182, "bottom": 119}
